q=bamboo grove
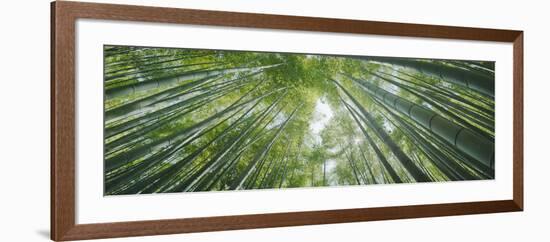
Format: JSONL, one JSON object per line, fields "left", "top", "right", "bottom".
{"left": 103, "top": 45, "right": 495, "bottom": 195}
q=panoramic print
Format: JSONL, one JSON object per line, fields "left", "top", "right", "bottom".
{"left": 103, "top": 45, "right": 495, "bottom": 195}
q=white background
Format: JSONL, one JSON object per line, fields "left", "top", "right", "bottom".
{"left": 0, "top": 0, "right": 547, "bottom": 241}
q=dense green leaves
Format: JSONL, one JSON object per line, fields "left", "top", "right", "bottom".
{"left": 104, "top": 45, "right": 495, "bottom": 195}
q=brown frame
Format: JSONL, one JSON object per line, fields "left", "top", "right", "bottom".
{"left": 51, "top": 1, "right": 524, "bottom": 241}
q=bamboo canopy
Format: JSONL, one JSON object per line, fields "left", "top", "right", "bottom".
{"left": 102, "top": 46, "right": 495, "bottom": 195}
{"left": 363, "top": 56, "right": 495, "bottom": 97}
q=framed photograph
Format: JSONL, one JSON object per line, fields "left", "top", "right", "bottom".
{"left": 51, "top": 1, "right": 523, "bottom": 241}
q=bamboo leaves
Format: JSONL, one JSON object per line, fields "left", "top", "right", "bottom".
{"left": 104, "top": 45, "right": 496, "bottom": 195}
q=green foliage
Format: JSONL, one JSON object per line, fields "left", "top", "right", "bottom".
{"left": 103, "top": 45, "right": 495, "bottom": 195}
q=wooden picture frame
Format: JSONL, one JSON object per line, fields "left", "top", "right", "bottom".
{"left": 51, "top": 1, "right": 523, "bottom": 241}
